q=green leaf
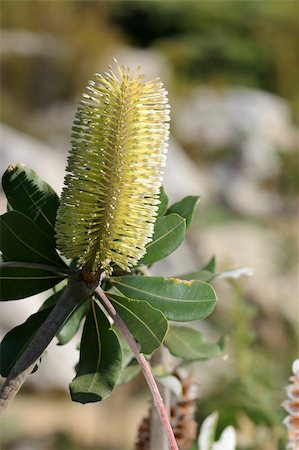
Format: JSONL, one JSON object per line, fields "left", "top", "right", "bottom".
{"left": 175, "top": 256, "right": 217, "bottom": 283}
{"left": 70, "top": 302, "right": 122, "bottom": 404}
{"left": 167, "top": 195, "right": 200, "bottom": 229}
{"left": 111, "top": 276, "right": 217, "bottom": 321}
{"left": 0, "top": 211, "right": 66, "bottom": 267}
{"left": 107, "top": 294, "right": 169, "bottom": 354}
{"left": 0, "top": 255, "right": 65, "bottom": 301}
{"left": 57, "top": 301, "right": 89, "bottom": 345}
{"left": 177, "top": 270, "right": 215, "bottom": 283}
{"left": 164, "top": 326, "right": 223, "bottom": 361}
{"left": 2, "top": 164, "right": 59, "bottom": 245}
{"left": 138, "top": 214, "right": 186, "bottom": 266}
{"left": 157, "top": 186, "right": 169, "bottom": 217}
{"left": 40, "top": 284, "right": 66, "bottom": 309}
{"left": 202, "top": 255, "right": 216, "bottom": 273}
{"left": 178, "top": 265, "right": 254, "bottom": 284}
{"left": 0, "top": 303, "right": 56, "bottom": 376}
{"left": 117, "top": 359, "right": 140, "bottom": 385}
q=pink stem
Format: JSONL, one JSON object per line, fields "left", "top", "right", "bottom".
{"left": 96, "top": 287, "right": 179, "bottom": 450}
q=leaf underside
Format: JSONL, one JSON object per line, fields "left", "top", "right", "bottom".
{"left": 70, "top": 301, "right": 122, "bottom": 404}
{"left": 164, "top": 325, "right": 223, "bottom": 361}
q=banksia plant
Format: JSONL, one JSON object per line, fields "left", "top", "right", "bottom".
{"left": 283, "top": 359, "right": 299, "bottom": 449}
{"left": 55, "top": 61, "right": 170, "bottom": 274}
{"left": 0, "top": 60, "right": 223, "bottom": 450}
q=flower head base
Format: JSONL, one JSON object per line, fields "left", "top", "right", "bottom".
{"left": 55, "top": 62, "right": 170, "bottom": 274}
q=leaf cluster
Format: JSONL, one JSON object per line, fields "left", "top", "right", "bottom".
{"left": 0, "top": 165, "right": 222, "bottom": 404}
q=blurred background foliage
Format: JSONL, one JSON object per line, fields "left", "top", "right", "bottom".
{"left": 0, "top": 1, "right": 298, "bottom": 450}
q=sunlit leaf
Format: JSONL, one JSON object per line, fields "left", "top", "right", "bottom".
{"left": 167, "top": 195, "right": 200, "bottom": 229}
{"left": 215, "top": 267, "right": 254, "bottom": 279}
{"left": 107, "top": 293, "right": 168, "bottom": 354}
{"left": 138, "top": 214, "right": 186, "bottom": 266}
{"left": 164, "top": 326, "right": 223, "bottom": 361}
{"left": 111, "top": 276, "right": 217, "bottom": 321}
{"left": 70, "top": 302, "right": 122, "bottom": 404}
{"left": 2, "top": 164, "right": 59, "bottom": 245}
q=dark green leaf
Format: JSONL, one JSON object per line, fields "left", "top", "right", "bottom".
{"left": 167, "top": 195, "right": 200, "bottom": 229}
{"left": 164, "top": 325, "right": 224, "bottom": 361}
{"left": 111, "top": 276, "right": 217, "bottom": 321}
{"left": 0, "top": 303, "right": 55, "bottom": 376}
{"left": 138, "top": 214, "right": 186, "bottom": 266}
{"left": 70, "top": 302, "right": 122, "bottom": 404}
{"left": 107, "top": 294, "right": 168, "bottom": 354}
{"left": 40, "top": 285, "right": 66, "bottom": 310}
{"left": 0, "top": 255, "right": 65, "bottom": 301}
{"left": 2, "top": 164, "right": 59, "bottom": 244}
{"left": 157, "top": 186, "right": 168, "bottom": 217}
{"left": 57, "top": 301, "right": 89, "bottom": 345}
{"left": 0, "top": 211, "right": 66, "bottom": 267}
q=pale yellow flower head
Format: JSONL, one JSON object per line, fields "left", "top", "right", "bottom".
{"left": 55, "top": 61, "right": 170, "bottom": 274}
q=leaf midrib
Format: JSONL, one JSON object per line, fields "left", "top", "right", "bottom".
{"left": 113, "top": 279, "right": 215, "bottom": 304}
{"left": 110, "top": 295, "right": 163, "bottom": 347}
{"left": 167, "top": 328, "right": 208, "bottom": 359}
{"left": 3, "top": 217, "right": 60, "bottom": 266}
{"left": 145, "top": 216, "right": 184, "bottom": 249}
{"left": 12, "top": 176, "right": 55, "bottom": 231}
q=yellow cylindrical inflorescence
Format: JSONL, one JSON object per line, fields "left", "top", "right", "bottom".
{"left": 55, "top": 62, "right": 170, "bottom": 274}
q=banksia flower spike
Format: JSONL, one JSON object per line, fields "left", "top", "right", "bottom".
{"left": 55, "top": 61, "right": 170, "bottom": 274}
{"left": 283, "top": 359, "right": 299, "bottom": 449}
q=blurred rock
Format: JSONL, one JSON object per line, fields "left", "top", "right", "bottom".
{"left": 106, "top": 45, "right": 172, "bottom": 83}
{"left": 0, "top": 123, "right": 67, "bottom": 197}
{"left": 194, "top": 220, "right": 299, "bottom": 324}
{"left": 0, "top": 29, "right": 69, "bottom": 58}
{"left": 174, "top": 86, "right": 298, "bottom": 216}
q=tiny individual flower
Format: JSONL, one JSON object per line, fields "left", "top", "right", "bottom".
{"left": 282, "top": 359, "right": 299, "bottom": 449}
{"left": 55, "top": 61, "right": 170, "bottom": 274}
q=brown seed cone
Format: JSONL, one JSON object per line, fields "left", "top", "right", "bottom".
{"left": 135, "top": 371, "right": 198, "bottom": 450}
{"left": 283, "top": 359, "right": 299, "bottom": 450}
